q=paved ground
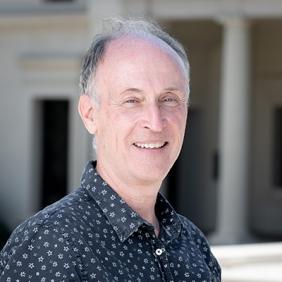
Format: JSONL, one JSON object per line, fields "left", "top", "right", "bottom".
{"left": 212, "top": 242, "right": 282, "bottom": 282}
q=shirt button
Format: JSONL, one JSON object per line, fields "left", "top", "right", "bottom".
{"left": 155, "top": 248, "right": 164, "bottom": 256}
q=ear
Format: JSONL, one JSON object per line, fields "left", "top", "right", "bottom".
{"left": 78, "top": 95, "right": 98, "bottom": 134}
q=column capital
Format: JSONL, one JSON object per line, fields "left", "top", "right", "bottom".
{"left": 215, "top": 14, "right": 250, "bottom": 28}
{"left": 216, "top": 16, "right": 251, "bottom": 27}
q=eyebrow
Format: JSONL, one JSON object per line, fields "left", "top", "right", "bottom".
{"left": 121, "top": 88, "right": 143, "bottom": 94}
{"left": 121, "top": 87, "right": 183, "bottom": 94}
{"left": 163, "top": 87, "right": 183, "bottom": 93}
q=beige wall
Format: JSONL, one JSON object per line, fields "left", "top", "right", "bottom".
{"left": 0, "top": 13, "right": 88, "bottom": 229}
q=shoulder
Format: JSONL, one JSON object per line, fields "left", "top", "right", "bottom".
{"left": 178, "top": 214, "right": 222, "bottom": 281}
{"left": 0, "top": 188, "right": 96, "bottom": 280}
{"left": 0, "top": 221, "right": 83, "bottom": 280}
{"left": 178, "top": 214, "right": 208, "bottom": 242}
{"left": 5, "top": 188, "right": 82, "bottom": 240}
{"left": 1, "top": 188, "right": 89, "bottom": 268}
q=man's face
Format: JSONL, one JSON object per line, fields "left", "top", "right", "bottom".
{"left": 91, "top": 36, "right": 188, "bottom": 187}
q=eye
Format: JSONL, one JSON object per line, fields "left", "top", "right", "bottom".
{"left": 122, "top": 97, "right": 141, "bottom": 107}
{"left": 125, "top": 98, "right": 138, "bottom": 104}
{"left": 161, "top": 95, "right": 180, "bottom": 107}
{"left": 163, "top": 97, "right": 177, "bottom": 102}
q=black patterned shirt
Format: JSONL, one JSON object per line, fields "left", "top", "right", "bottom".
{"left": 0, "top": 161, "right": 221, "bottom": 281}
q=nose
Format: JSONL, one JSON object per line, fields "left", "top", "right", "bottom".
{"left": 142, "top": 103, "right": 166, "bottom": 132}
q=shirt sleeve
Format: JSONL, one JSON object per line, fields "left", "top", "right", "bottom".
{"left": 0, "top": 223, "right": 84, "bottom": 282}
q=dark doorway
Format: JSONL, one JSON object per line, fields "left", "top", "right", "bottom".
{"left": 167, "top": 109, "right": 216, "bottom": 234}
{"left": 273, "top": 107, "right": 282, "bottom": 189}
{"left": 39, "top": 100, "right": 69, "bottom": 208}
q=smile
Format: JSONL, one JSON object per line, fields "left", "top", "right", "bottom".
{"left": 133, "top": 142, "right": 168, "bottom": 149}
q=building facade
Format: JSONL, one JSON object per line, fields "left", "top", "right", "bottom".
{"left": 0, "top": 0, "right": 282, "bottom": 245}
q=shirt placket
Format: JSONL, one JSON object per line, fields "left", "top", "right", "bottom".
{"left": 149, "top": 232, "right": 174, "bottom": 282}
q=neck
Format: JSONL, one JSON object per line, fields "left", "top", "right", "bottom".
{"left": 96, "top": 161, "right": 161, "bottom": 235}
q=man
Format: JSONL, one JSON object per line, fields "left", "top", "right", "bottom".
{"left": 0, "top": 18, "right": 221, "bottom": 281}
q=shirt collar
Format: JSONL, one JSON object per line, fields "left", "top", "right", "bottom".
{"left": 155, "top": 193, "right": 183, "bottom": 241}
{"left": 81, "top": 161, "right": 183, "bottom": 242}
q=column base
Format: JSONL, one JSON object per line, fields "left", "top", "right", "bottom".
{"left": 208, "top": 230, "right": 255, "bottom": 245}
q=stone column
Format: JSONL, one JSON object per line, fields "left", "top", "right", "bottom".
{"left": 212, "top": 17, "right": 251, "bottom": 244}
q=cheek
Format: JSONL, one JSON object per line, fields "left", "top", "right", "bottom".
{"left": 112, "top": 109, "right": 141, "bottom": 132}
{"left": 103, "top": 111, "right": 137, "bottom": 145}
{"left": 95, "top": 111, "right": 115, "bottom": 146}
{"left": 168, "top": 110, "right": 187, "bottom": 132}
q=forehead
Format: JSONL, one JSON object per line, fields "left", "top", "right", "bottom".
{"left": 93, "top": 35, "right": 187, "bottom": 93}
{"left": 101, "top": 34, "right": 186, "bottom": 74}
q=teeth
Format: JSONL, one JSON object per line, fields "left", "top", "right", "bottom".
{"left": 134, "top": 142, "right": 166, "bottom": 149}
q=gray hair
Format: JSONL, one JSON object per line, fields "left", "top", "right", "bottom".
{"left": 79, "top": 18, "right": 190, "bottom": 101}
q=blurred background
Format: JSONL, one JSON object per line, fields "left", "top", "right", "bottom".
{"left": 0, "top": 0, "right": 282, "bottom": 280}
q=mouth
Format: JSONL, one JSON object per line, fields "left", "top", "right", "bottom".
{"left": 133, "top": 141, "right": 168, "bottom": 149}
